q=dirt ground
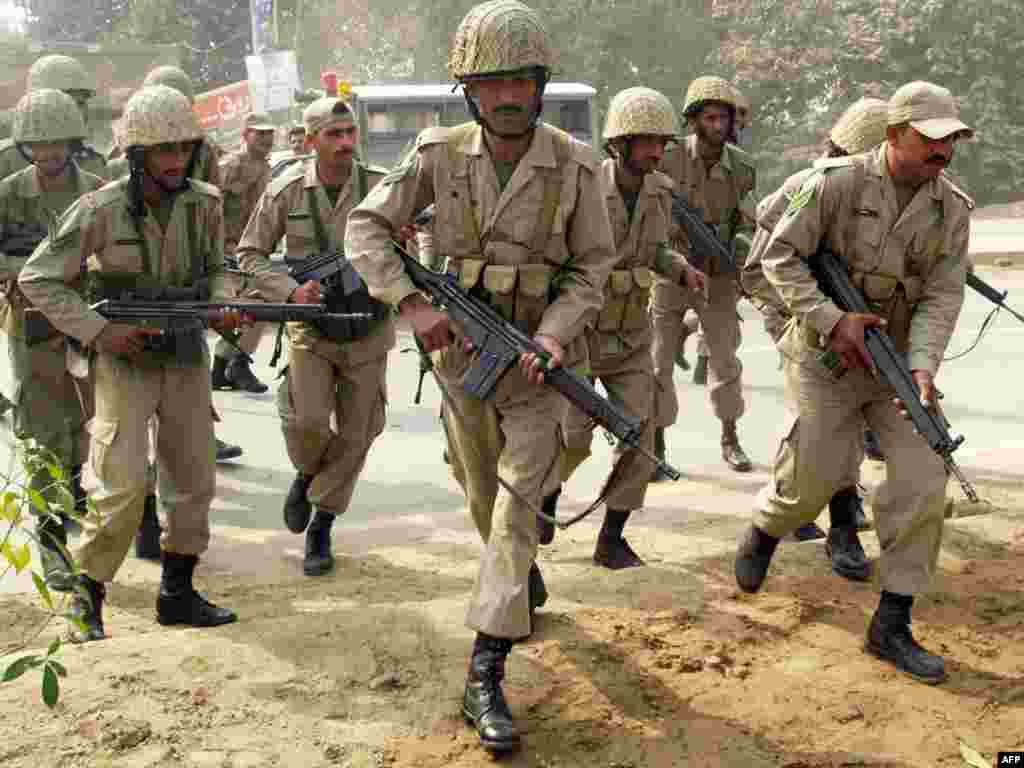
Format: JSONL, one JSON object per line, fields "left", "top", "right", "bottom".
{"left": 2, "top": 465, "right": 1024, "bottom": 768}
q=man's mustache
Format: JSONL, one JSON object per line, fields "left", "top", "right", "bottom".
{"left": 493, "top": 104, "right": 526, "bottom": 115}
{"left": 927, "top": 154, "right": 950, "bottom": 165}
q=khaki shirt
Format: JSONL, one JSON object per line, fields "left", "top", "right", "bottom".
{"left": 597, "top": 158, "right": 690, "bottom": 350}
{"left": 218, "top": 148, "right": 271, "bottom": 254}
{"left": 235, "top": 158, "right": 390, "bottom": 351}
{"left": 659, "top": 134, "right": 756, "bottom": 271}
{"left": 762, "top": 143, "right": 972, "bottom": 376}
{"left": 19, "top": 177, "right": 228, "bottom": 348}
{"left": 345, "top": 122, "right": 616, "bottom": 351}
{"left": 0, "top": 138, "right": 108, "bottom": 182}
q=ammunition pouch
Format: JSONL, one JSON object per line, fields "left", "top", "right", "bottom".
{"left": 87, "top": 271, "right": 209, "bottom": 366}
{"left": 597, "top": 267, "right": 652, "bottom": 333}
{"left": 447, "top": 256, "right": 554, "bottom": 336}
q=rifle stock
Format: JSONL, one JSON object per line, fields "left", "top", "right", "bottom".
{"left": 807, "top": 248, "right": 978, "bottom": 502}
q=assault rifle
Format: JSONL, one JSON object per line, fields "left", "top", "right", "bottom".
{"left": 807, "top": 247, "right": 978, "bottom": 502}
{"left": 669, "top": 192, "right": 735, "bottom": 274}
{"left": 287, "top": 250, "right": 363, "bottom": 295}
{"left": 23, "top": 300, "right": 370, "bottom": 347}
{"left": 966, "top": 272, "right": 1024, "bottom": 324}
{"left": 392, "top": 240, "right": 681, "bottom": 482}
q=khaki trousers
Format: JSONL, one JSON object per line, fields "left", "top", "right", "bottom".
{"left": 76, "top": 354, "right": 216, "bottom": 582}
{"left": 754, "top": 356, "right": 947, "bottom": 595}
{"left": 560, "top": 337, "right": 655, "bottom": 511}
{"left": 651, "top": 273, "right": 744, "bottom": 427}
{"left": 275, "top": 321, "right": 392, "bottom": 515}
{"left": 436, "top": 341, "right": 563, "bottom": 640}
{"left": 9, "top": 334, "right": 91, "bottom": 499}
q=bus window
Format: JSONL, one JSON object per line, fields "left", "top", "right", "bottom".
{"left": 542, "top": 100, "right": 591, "bottom": 141}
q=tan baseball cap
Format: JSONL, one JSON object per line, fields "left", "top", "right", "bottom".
{"left": 302, "top": 97, "right": 354, "bottom": 135}
{"left": 888, "top": 81, "right": 974, "bottom": 140}
{"left": 244, "top": 112, "right": 275, "bottom": 131}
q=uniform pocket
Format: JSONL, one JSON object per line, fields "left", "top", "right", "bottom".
{"left": 622, "top": 266, "right": 653, "bottom": 331}
{"left": 482, "top": 264, "right": 518, "bottom": 324}
{"left": 515, "top": 263, "right": 552, "bottom": 335}
{"left": 597, "top": 269, "right": 633, "bottom": 332}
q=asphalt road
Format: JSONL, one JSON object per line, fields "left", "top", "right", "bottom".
{"left": 3, "top": 265, "right": 1023, "bottom": 595}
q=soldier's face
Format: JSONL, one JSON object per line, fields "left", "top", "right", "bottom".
{"left": 888, "top": 125, "right": 958, "bottom": 184}
{"left": 246, "top": 128, "right": 275, "bottom": 158}
{"left": 289, "top": 131, "right": 305, "bottom": 153}
{"left": 144, "top": 141, "right": 195, "bottom": 190}
{"left": 25, "top": 142, "right": 70, "bottom": 178}
{"left": 466, "top": 77, "right": 538, "bottom": 137}
{"left": 693, "top": 104, "right": 733, "bottom": 148}
{"left": 620, "top": 135, "right": 668, "bottom": 176}
{"left": 311, "top": 121, "right": 358, "bottom": 171}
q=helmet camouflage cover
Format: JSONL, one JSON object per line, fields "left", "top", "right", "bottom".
{"left": 143, "top": 65, "right": 195, "bottom": 104}
{"left": 26, "top": 54, "right": 95, "bottom": 96}
{"left": 829, "top": 97, "right": 889, "bottom": 155}
{"left": 683, "top": 75, "right": 736, "bottom": 117}
{"left": 12, "top": 88, "right": 87, "bottom": 143}
{"left": 448, "top": 0, "right": 555, "bottom": 80}
{"left": 121, "top": 85, "right": 202, "bottom": 148}
{"left": 603, "top": 87, "right": 679, "bottom": 141}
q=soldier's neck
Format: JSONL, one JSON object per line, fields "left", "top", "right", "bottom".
{"left": 485, "top": 130, "right": 532, "bottom": 165}
{"left": 697, "top": 137, "right": 723, "bottom": 167}
{"left": 316, "top": 159, "right": 351, "bottom": 188}
{"left": 614, "top": 161, "right": 643, "bottom": 194}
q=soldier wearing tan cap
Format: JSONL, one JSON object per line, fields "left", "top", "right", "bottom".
{"left": 210, "top": 112, "right": 277, "bottom": 394}
{"left": 235, "top": 97, "right": 393, "bottom": 579}
{"left": 652, "top": 75, "right": 757, "bottom": 475}
{"left": 735, "top": 81, "right": 974, "bottom": 684}
{"left": 20, "top": 85, "right": 242, "bottom": 642}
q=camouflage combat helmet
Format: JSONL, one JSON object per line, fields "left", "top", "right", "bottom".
{"left": 120, "top": 85, "right": 202, "bottom": 148}
{"left": 142, "top": 65, "right": 195, "bottom": 104}
{"left": 26, "top": 54, "right": 95, "bottom": 96}
{"left": 683, "top": 76, "right": 736, "bottom": 118}
{"left": 603, "top": 87, "right": 678, "bottom": 141}
{"left": 12, "top": 88, "right": 87, "bottom": 143}
{"left": 448, "top": 0, "right": 555, "bottom": 80}
{"left": 829, "top": 98, "right": 889, "bottom": 155}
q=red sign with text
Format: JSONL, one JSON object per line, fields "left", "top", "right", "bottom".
{"left": 194, "top": 80, "right": 252, "bottom": 132}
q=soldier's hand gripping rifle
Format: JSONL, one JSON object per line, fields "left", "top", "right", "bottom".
{"left": 670, "top": 192, "right": 736, "bottom": 274}
{"left": 808, "top": 247, "right": 978, "bottom": 502}
{"left": 391, "top": 239, "right": 682, "bottom": 484}
{"left": 23, "top": 300, "right": 371, "bottom": 347}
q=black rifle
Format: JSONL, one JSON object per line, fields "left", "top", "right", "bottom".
{"left": 0, "top": 223, "right": 48, "bottom": 259}
{"left": 807, "top": 247, "right": 978, "bottom": 502}
{"left": 966, "top": 272, "right": 1024, "bottom": 324}
{"left": 392, "top": 240, "right": 681, "bottom": 482}
{"left": 23, "top": 300, "right": 370, "bottom": 347}
{"left": 670, "top": 192, "right": 735, "bottom": 274}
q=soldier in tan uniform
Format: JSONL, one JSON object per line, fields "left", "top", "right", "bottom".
{"left": 734, "top": 82, "right": 974, "bottom": 684}
{"left": 550, "top": 88, "right": 704, "bottom": 568}
{"left": 346, "top": 1, "right": 616, "bottom": 753}
{"left": 0, "top": 55, "right": 107, "bottom": 182}
{"left": 1, "top": 90, "right": 104, "bottom": 590}
{"left": 287, "top": 124, "right": 306, "bottom": 154}
{"left": 235, "top": 97, "right": 393, "bottom": 578}
{"left": 742, "top": 97, "right": 888, "bottom": 570}
{"left": 651, "top": 76, "right": 756, "bottom": 476}
{"left": 20, "top": 85, "right": 241, "bottom": 642}
{"left": 209, "top": 112, "right": 276, "bottom": 394}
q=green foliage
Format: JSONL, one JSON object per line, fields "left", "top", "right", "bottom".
{"left": 1, "top": 440, "right": 87, "bottom": 709}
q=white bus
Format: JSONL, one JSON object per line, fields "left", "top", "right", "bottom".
{"left": 350, "top": 82, "right": 599, "bottom": 168}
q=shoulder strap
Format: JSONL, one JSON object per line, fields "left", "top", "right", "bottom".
{"left": 838, "top": 160, "right": 868, "bottom": 259}
{"left": 306, "top": 186, "right": 330, "bottom": 252}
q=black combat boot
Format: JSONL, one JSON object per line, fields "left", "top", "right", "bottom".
{"left": 692, "top": 354, "right": 709, "bottom": 385}
{"left": 650, "top": 427, "right": 673, "bottom": 483}
{"left": 303, "top": 511, "right": 335, "bottom": 576}
{"left": 226, "top": 356, "right": 269, "bottom": 394}
{"left": 215, "top": 437, "right": 243, "bottom": 462}
{"left": 528, "top": 561, "right": 548, "bottom": 615}
{"left": 211, "top": 355, "right": 232, "bottom": 390}
{"left": 863, "top": 428, "right": 885, "bottom": 462}
{"left": 37, "top": 513, "right": 74, "bottom": 592}
{"left": 283, "top": 473, "right": 314, "bottom": 533}
{"left": 593, "top": 509, "right": 644, "bottom": 570}
{"left": 135, "top": 494, "right": 161, "bottom": 560}
{"left": 734, "top": 524, "right": 780, "bottom": 593}
{"left": 825, "top": 488, "right": 871, "bottom": 581}
{"left": 537, "top": 486, "right": 561, "bottom": 546}
{"left": 156, "top": 552, "right": 237, "bottom": 627}
{"left": 463, "top": 633, "right": 520, "bottom": 753}
{"left": 721, "top": 420, "right": 753, "bottom": 472}
{"left": 864, "top": 591, "right": 946, "bottom": 684}
{"left": 68, "top": 575, "right": 106, "bottom": 643}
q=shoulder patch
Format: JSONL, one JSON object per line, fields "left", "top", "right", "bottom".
{"left": 783, "top": 174, "right": 820, "bottom": 219}
{"left": 189, "top": 178, "right": 222, "bottom": 200}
